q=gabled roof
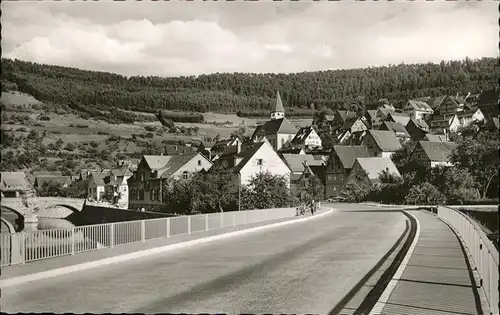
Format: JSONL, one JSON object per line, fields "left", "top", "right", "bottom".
{"left": 233, "top": 141, "right": 268, "bottom": 173}
{"left": 340, "top": 117, "right": 365, "bottom": 130}
{"left": 427, "top": 95, "right": 447, "bottom": 109}
{"left": 252, "top": 117, "right": 298, "bottom": 137}
{"left": 366, "top": 110, "right": 378, "bottom": 121}
{"left": 456, "top": 108, "right": 482, "bottom": 118}
{"left": 332, "top": 146, "right": 371, "bottom": 169}
{"left": 381, "top": 122, "right": 411, "bottom": 138}
{"left": 407, "top": 100, "right": 433, "bottom": 112}
{"left": 336, "top": 110, "right": 357, "bottom": 123}
{"left": 35, "top": 176, "right": 72, "bottom": 187}
{"left": 308, "top": 165, "right": 327, "bottom": 184}
{"left": 407, "top": 118, "right": 429, "bottom": 130}
{"left": 0, "top": 172, "right": 31, "bottom": 191}
{"left": 162, "top": 153, "right": 210, "bottom": 178}
{"left": 110, "top": 165, "right": 133, "bottom": 177}
{"left": 279, "top": 147, "right": 305, "bottom": 154}
{"left": 291, "top": 126, "right": 317, "bottom": 145}
{"left": 417, "top": 141, "right": 458, "bottom": 162}
{"left": 274, "top": 90, "right": 285, "bottom": 113}
{"left": 355, "top": 157, "right": 401, "bottom": 184}
{"left": 143, "top": 155, "right": 173, "bottom": 171}
{"left": 366, "top": 130, "right": 403, "bottom": 152}
{"left": 281, "top": 153, "right": 325, "bottom": 173}
{"left": 89, "top": 172, "right": 106, "bottom": 186}
{"left": 424, "top": 134, "right": 448, "bottom": 142}
{"left": 377, "top": 107, "right": 395, "bottom": 118}
{"left": 33, "top": 171, "right": 63, "bottom": 177}
{"left": 388, "top": 112, "right": 411, "bottom": 126}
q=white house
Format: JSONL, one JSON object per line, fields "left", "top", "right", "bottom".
{"left": 251, "top": 91, "right": 298, "bottom": 151}
{"left": 233, "top": 140, "right": 291, "bottom": 187}
{"left": 290, "top": 126, "right": 322, "bottom": 149}
{"left": 403, "top": 100, "right": 434, "bottom": 120}
{"left": 429, "top": 114, "right": 461, "bottom": 134}
{"left": 455, "top": 108, "right": 485, "bottom": 128}
{"left": 87, "top": 172, "right": 106, "bottom": 201}
{"left": 104, "top": 166, "right": 133, "bottom": 209}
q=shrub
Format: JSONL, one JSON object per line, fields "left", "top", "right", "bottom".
{"left": 158, "top": 110, "right": 204, "bottom": 123}
{"left": 405, "top": 182, "right": 447, "bottom": 205}
{"left": 37, "top": 114, "right": 51, "bottom": 121}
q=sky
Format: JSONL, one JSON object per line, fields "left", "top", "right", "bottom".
{"left": 1, "top": 1, "right": 498, "bottom": 77}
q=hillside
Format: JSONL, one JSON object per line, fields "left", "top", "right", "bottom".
{"left": 2, "top": 57, "right": 498, "bottom": 116}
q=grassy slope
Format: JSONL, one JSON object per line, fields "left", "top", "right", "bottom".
{"left": 1, "top": 91, "right": 312, "bottom": 173}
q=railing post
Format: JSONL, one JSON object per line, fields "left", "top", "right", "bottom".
{"left": 20, "top": 232, "right": 26, "bottom": 264}
{"left": 110, "top": 223, "right": 115, "bottom": 248}
{"left": 71, "top": 228, "right": 75, "bottom": 255}
{"left": 141, "top": 220, "right": 146, "bottom": 243}
{"left": 188, "top": 216, "right": 191, "bottom": 235}
{"left": 166, "top": 218, "right": 170, "bottom": 238}
{"left": 205, "top": 214, "right": 209, "bottom": 231}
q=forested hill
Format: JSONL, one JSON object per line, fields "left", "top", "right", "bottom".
{"left": 1, "top": 57, "right": 498, "bottom": 114}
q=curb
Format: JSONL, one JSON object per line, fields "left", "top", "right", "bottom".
{"left": 368, "top": 210, "right": 421, "bottom": 315}
{"left": 0, "top": 208, "right": 335, "bottom": 288}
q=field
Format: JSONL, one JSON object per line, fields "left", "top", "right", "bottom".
{"left": 1, "top": 91, "right": 312, "bottom": 171}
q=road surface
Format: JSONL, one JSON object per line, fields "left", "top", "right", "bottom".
{"left": 2, "top": 204, "right": 407, "bottom": 314}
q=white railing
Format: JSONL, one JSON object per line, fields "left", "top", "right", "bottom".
{"left": 438, "top": 206, "right": 499, "bottom": 315}
{"left": 0, "top": 207, "right": 297, "bottom": 267}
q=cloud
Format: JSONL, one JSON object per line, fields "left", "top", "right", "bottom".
{"left": 1, "top": 1, "right": 497, "bottom": 77}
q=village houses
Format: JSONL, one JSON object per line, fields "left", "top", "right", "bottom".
{"left": 361, "top": 130, "right": 402, "bottom": 158}
{"left": 412, "top": 141, "right": 459, "bottom": 169}
{"left": 127, "top": 153, "right": 213, "bottom": 211}
{"left": 250, "top": 91, "right": 298, "bottom": 151}
{"left": 325, "top": 146, "right": 371, "bottom": 198}
{"left": 347, "top": 157, "right": 402, "bottom": 185}
{"left": 280, "top": 153, "right": 325, "bottom": 196}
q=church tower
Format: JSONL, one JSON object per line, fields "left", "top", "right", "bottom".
{"left": 270, "top": 90, "right": 285, "bottom": 120}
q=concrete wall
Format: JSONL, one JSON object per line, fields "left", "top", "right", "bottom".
{"left": 78, "top": 204, "right": 175, "bottom": 225}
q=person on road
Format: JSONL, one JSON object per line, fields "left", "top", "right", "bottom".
{"left": 310, "top": 199, "right": 315, "bottom": 215}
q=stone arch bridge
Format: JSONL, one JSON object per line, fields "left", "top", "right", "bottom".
{"left": 1, "top": 197, "right": 86, "bottom": 228}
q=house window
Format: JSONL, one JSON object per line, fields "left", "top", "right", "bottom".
{"left": 198, "top": 160, "right": 202, "bottom": 166}
{"left": 182, "top": 171, "right": 189, "bottom": 180}
{"left": 257, "top": 159, "right": 263, "bottom": 166}
{"left": 139, "top": 190, "right": 144, "bottom": 200}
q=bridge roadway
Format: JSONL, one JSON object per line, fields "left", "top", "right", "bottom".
{"left": 2, "top": 204, "right": 408, "bottom": 314}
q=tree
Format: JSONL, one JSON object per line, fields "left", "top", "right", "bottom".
{"left": 340, "top": 168, "right": 371, "bottom": 202}
{"left": 405, "top": 182, "right": 447, "bottom": 205}
{"left": 450, "top": 130, "right": 499, "bottom": 198}
{"left": 431, "top": 166, "right": 480, "bottom": 204}
{"left": 241, "top": 171, "right": 294, "bottom": 210}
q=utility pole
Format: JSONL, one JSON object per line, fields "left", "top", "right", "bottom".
{"left": 238, "top": 173, "right": 241, "bottom": 211}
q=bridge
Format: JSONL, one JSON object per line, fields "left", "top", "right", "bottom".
{"left": 0, "top": 203, "right": 497, "bottom": 315}
{"left": 1, "top": 197, "right": 85, "bottom": 221}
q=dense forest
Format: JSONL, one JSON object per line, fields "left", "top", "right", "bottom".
{"left": 1, "top": 57, "right": 498, "bottom": 115}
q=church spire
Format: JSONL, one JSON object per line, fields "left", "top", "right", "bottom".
{"left": 271, "top": 90, "right": 285, "bottom": 120}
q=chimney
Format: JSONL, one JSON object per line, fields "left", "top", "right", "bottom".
{"left": 237, "top": 141, "right": 242, "bottom": 154}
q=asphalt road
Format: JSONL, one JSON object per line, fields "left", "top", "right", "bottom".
{"left": 2, "top": 204, "right": 407, "bottom": 314}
